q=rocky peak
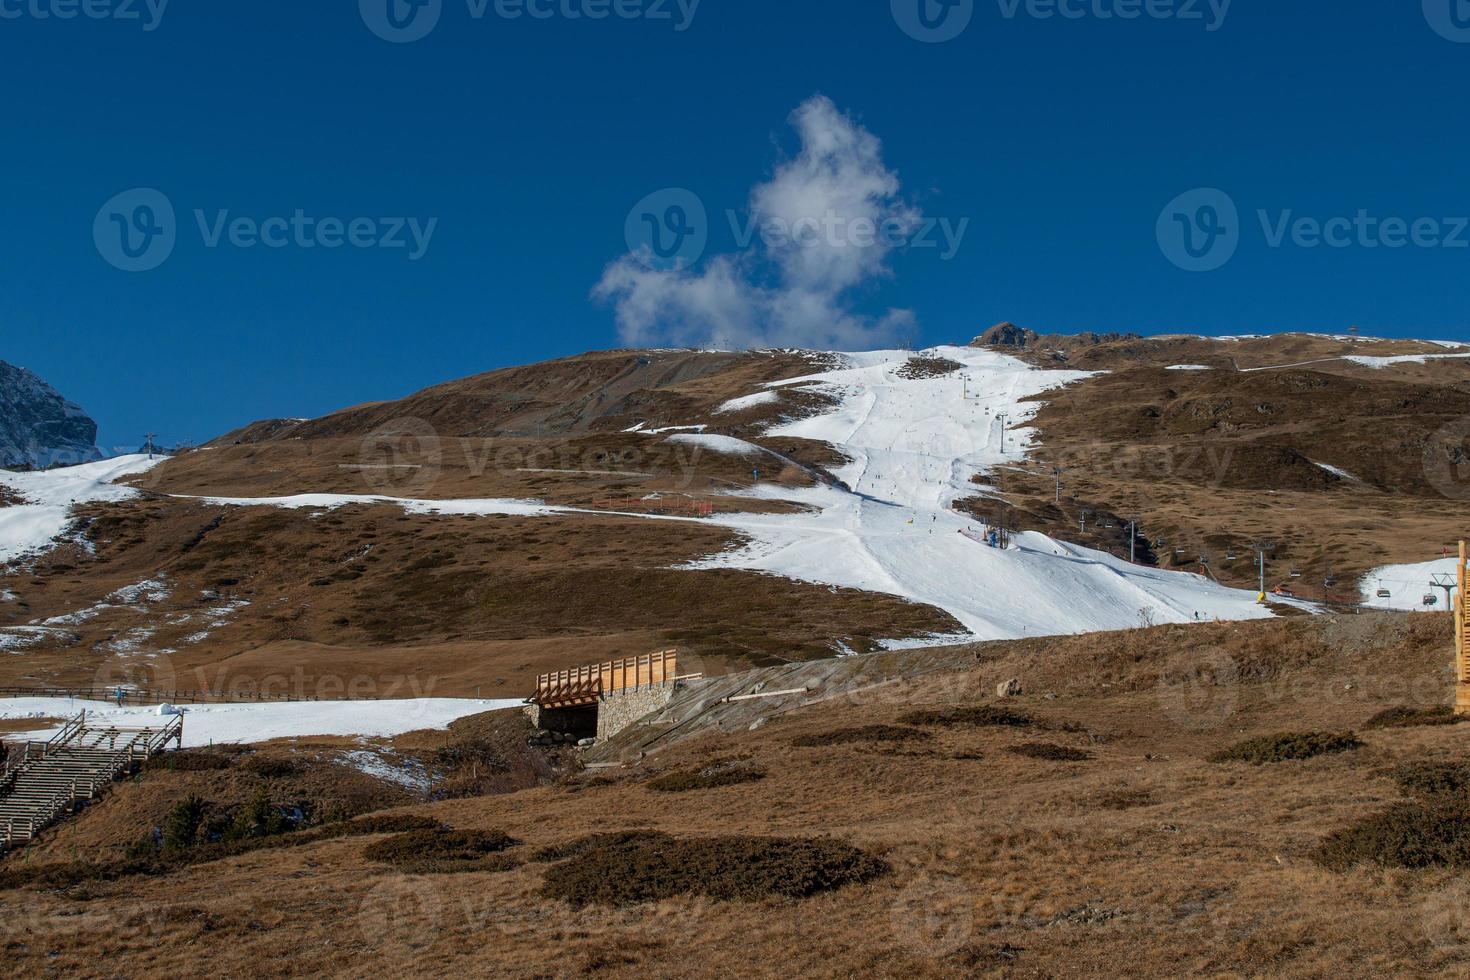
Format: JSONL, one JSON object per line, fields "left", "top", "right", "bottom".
{"left": 0, "top": 361, "right": 102, "bottom": 469}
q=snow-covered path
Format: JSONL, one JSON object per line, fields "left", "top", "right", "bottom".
{"left": 0, "top": 697, "right": 524, "bottom": 747}
{"left": 691, "top": 346, "right": 1284, "bottom": 640}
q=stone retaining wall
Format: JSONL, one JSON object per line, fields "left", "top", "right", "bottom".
{"left": 595, "top": 685, "right": 677, "bottom": 743}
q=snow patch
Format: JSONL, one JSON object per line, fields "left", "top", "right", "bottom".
{"left": 715, "top": 391, "right": 780, "bottom": 414}
{"left": 0, "top": 455, "right": 166, "bottom": 566}
{"left": 665, "top": 433, "right": 766, "bottom": 456}
{"left": 1344, "top": 353, "right": 1470, "bottom": 370}
{"left": 0, "top": 696, "right": 526, "bottom": 747}
{"left": 341, "top": 748, "right": 431, "bottom": 793}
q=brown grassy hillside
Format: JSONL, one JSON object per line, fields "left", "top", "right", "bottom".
{"left": 3, "top": 614, "right": 1468, "bottom": 978}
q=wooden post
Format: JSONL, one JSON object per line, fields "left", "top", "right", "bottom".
{"left": 1458, "top": 541, "right": 1470, "bottom": 716}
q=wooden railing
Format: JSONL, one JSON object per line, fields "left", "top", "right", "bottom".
{"left": 0, "top": 712, "right": 182, "bottom": 853}
{"left": 535, "top": 650, "right": 679, "bottom": 709}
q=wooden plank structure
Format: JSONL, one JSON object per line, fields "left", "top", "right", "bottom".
{"left": 534, "top": 650, "right": 679, "bottom": 709}
{"left": 1457, "top": 542, "right": 1470, "bottom": 717}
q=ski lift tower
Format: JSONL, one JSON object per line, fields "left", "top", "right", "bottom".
{"left": 143, "top": 433, "right": 158, "bottom": 460}
{"left": 1456, "top": 542, "right": 1470, "bottom": 717}
{"left": 1250, "top": 539, "right": 1275, "bottom": 603}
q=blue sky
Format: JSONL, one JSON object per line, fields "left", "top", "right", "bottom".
{"left": 2, "top": 0, "right": 1468, "bottom": 449}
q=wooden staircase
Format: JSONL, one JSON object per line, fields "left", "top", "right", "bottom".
{"left": 1457, "top": 542, "right": 1469, "bottom": 717}
{"left": 1, "top": 711, "right": 182, "bottom": 854}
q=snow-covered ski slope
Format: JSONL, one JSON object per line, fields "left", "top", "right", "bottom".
{"left": 0, "top": 455, "right": 164, "bottom": 565}
{"left": 1360, "top": 556, "right": 1458, "bottom": 612}
{"left": 691, "top": 346, "right": 1284, "bottom": 641}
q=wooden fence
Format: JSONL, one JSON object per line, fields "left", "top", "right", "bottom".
{"left": 0, "top": 686, "right": 366, "bottom": 706}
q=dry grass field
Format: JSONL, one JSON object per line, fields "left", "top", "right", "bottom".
{"left": 3, "top": 613, "right": 1469, "bottom": 979}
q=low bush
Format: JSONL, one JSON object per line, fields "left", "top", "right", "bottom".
{"left": 144, "top": 752, "right": 232, "bottom": 773}
{"left": 791, "top": 725, "right": 930, "bottom": 747}
{"left": 364, "top": 828, "right": 521, "bottom": 874}
{"left": 1391, "top": 761, "right": 1470, "bottom": 800}
{"left": 1008, "top": 743, "right": 1091, "bottom": 762}
{"left": 1364, "top": 706, "right": 1464, "bottom": 730}
{"left": 1315, "top": 801, "right": 1470, "bottom": 871}
{"left": 647, "top": 762, "right": 767, "bottom": 793}
{"left": 0, "top": 813, "right": 444, "bottom": 890}
{"left": 1209, "top": 731, "right": 1363, "bottom": 765}
{"left": 900, "top": 705, "right": 1031, "bottom": 728}
{"left": 539, "top": 834, "right": 889, "bottom": 907}
{"left": 533, "top": 831, "right": 669, "bottom": 864}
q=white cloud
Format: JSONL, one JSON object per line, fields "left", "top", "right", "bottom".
{"left": 594, "top": 95, "right": 920, "bottom": 351}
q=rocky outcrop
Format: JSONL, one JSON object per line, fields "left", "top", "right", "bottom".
{"left": 971, "top": 322, "right": 1142, "bottom": 351}
{"left": 0, "top": 361, "right": 101, "bottom": 469}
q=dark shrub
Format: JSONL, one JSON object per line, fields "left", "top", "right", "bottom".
{"left": 222, "top": 790, "right": 294, "bottom": 841}
{"left": 540, "top": 834, "right": 889, "bottom": 907}
{"left": 364, "top": 828, "right": 520, "bottom": 874}
{"left": 900, "top": 705, "right": 1031, "bottom": 728}
{"left": 791, "top": 725, "right": 930, "bottom": 747}
{"left": 533, "top": 831, "right": 671, "bottom": 864}
{"left": 1391, "top": 761, "right": 1470, "bottom": 800}
{"left": 144, "top": 752, "right": 232, "bottom": 773}
{"left": 1364, "top": 706, "right": 1464, "bottom": 730}
{"left": 1210, "top": 731, "right": 1363, "bottom": 765}
{"left": 1315, "top": 801, "right": 1470, "bottom": 871}
{"left": 1008, "top": 743, "right": 1091, "bottom": 762}
{"left": 647, "top": 762, "right": 767, "bottom": 793}
{"left": 161, "top": 796, "right": 206, "bottom": 853}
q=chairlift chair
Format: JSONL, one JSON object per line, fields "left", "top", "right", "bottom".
{"left": 1424, "top": 593, "right": 1439, "bottom": 607}
{"left": 1376, "top": 587, "right": 1392, "bottom": 599}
